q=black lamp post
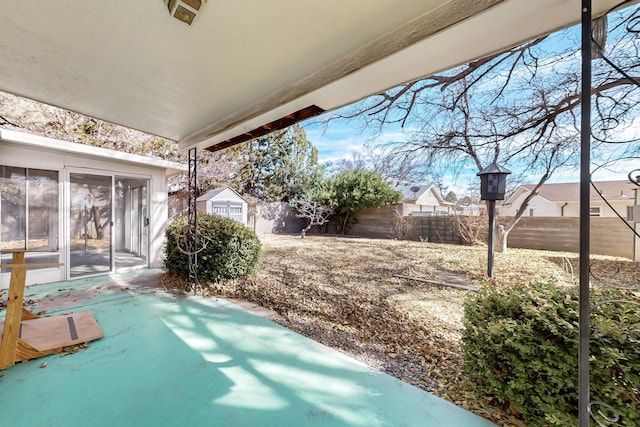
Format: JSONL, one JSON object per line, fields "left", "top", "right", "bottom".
{"left": 477, "top": 161, "right": 511, "bottom": 277}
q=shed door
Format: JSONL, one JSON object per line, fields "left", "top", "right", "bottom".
{"left": 212, "top": 201, "right": 243, "bottom": 223}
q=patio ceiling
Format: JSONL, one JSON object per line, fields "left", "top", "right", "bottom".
{"left": 0, "top": 1, "right": 622, "bottom": 153}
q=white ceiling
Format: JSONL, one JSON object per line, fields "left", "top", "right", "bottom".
{"left": 0, "top": 0, "right": 623, "bottom": 152}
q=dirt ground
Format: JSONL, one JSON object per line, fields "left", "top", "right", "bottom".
{"left": 164, "top": 234, "right": 640, "bottom": 426}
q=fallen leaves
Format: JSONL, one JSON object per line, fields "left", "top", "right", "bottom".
{"left": 61, "top": 342, "right": 90, "bottom": 356}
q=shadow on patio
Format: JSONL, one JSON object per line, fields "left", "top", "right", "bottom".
{"left": 0, "top": 269, "right": 495, "bottom": 427}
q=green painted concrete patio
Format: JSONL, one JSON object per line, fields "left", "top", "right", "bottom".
{"left": 0, "top": 270, "right": 495, "bottom": 427}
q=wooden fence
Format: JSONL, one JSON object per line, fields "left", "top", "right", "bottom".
{"left": 343, "top": 207, "right": 636, "bottom": 259}
{"left": 506, "top": 216, "right": 634, "bottom": 259}
{"left": 236, "top": 201, "right": 636, "bottom": 260}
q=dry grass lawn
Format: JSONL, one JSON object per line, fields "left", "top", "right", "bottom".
{"left": 166, "top": 234, "right": 640, "bottom": 426}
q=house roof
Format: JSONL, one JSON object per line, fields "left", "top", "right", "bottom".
{"left": 393, "top": 183, "right": 431, "bottom": 202}
{"left": 507, "top": 180, "right": 637, "bottom": 204}
{"left": 0, "top": 1, "right": 624, "bottom": 154}
{"left": 393, "top": 183, "right": 446, "bottom": 204}
{"left": 196, "top": 186, "right": 246, "bottom": 202}
{"left": 0, "top": 128, "right": 186, "bottom": 176}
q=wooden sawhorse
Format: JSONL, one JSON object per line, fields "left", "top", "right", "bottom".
{"left": 0, "top": 250, "right": 104, "bottom": 369}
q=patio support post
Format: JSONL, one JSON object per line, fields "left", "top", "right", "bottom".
{"left": 188, "top": 147, "right": 199, "bottom": 295}
{"left": 579, "top": 1, "right": 592, "bottom": 425}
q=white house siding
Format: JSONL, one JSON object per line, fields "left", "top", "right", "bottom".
{"left": 415, "top": 190, "right": 441, "bottom": 207}
{"left": 503, "top": 192, "right": 632, "bottom": 218}
{"left": 501, "top": 191, "right": 557, "bottom": 217}
{"left": 502, "top": 181, "right": 636, "bottom": 219}
{"left": 412, "top": 189, "right": 450, "bottom": 214}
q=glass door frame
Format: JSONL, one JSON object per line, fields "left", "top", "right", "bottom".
{"left": 113, "top": 173, "right": 151, "bottom": 272}
{"left": 64, "top": 168, "right": 151, "bottom": 280}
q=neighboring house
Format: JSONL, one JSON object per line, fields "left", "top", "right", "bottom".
{"left": 196, "top": 186, "right": 248, "bottom": 225}
{"left": 457, "top": 204, "right": 486, "bottom": 216}
{"left": 501, "top": 180, "right": 637, "bottom": 218}
{"left": 392, "top": 183, "right": 453, "bottom": 216}
{"left": 0, "top": 128, "right": 184, "bottom": 288}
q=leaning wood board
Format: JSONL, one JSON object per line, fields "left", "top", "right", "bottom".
{"left": 0, "top": 311, "right": 104, "bottom": 366}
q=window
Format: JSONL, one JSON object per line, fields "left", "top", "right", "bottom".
{"left": 1, "top": 166, "right": 59, "bottom": 272}
{"left": 212, "top": 206, "right": 228, "bottom": 214}
{"left": 529, "top": 208, "right": 534, "bottom": 217}
{"left": 211, "top": 201, "right": 243, "bottom": 223}
{"left": 1, "top": 167, "right": 59, "bottom": 250}
{"left": 590, "top": 206, "right": 601, "bottom": 217}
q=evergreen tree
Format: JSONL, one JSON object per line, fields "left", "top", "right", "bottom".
{"left": 325, "top": 169, "right": 402, "bottom": 233}
{"left": 232, "top": 124, "right": 323, "bottom": 201}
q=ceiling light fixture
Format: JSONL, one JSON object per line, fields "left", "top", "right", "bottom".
{"left": 165, "top": 0, "right": 206, "bottom": 26}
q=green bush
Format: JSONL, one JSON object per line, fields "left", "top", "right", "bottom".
{"left": 462, "top": 283, "right": 640, "bottom": 426}
{"left": 164, "top": 214, "right": 261, "bottom": 283}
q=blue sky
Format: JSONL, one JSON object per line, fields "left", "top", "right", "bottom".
{"left": 299, "top": 7, "right": 639, "bottom": 197}
{"left": 303, "top": 117, "right": 479, "bottom": 196}
{"left": 303, "top": 114, "right": 638, "bottom": 197}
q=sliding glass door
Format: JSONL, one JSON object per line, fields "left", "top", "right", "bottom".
{"left": 114, "top": 177, "right": 148, "bottom": 270}
{"left": 69, "top": 173, "right": 112, "bottom": 278}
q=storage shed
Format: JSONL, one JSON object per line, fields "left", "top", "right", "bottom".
{"left": 0, "top": 128, "right": 184, "bottom": 288}
{"left": 196, "top": 186, "right": 248, "bottom": 225}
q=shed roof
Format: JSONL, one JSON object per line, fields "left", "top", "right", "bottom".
{"left": 197, "top": 186, "right": 247, "bottom": 202}
{"left": 0, "top": 1, "right": 625, "bottom": 153}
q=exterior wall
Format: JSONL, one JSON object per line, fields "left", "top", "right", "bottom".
{"left": 399, "top": 202, "right": 418, "bottom": 216}
{"left": 591, "top": 200, "right": 631, "bottom": 218}
{"left": 411, "top": 189, "right": 450, "bottom": 214}
{"left": 560, "top": 202, "right": 580, "bottom": 217}
{"left": 336, "top": 206, "right": 636, "bottom": 259}
{"left": 501, "top": 191, "right": 557, "bottom": 217}
{"left": 560, "top": 201, "right": 633, "bottom": 217}
{"left": 0, "top": 140, "right": 170, "bottom": 287}
{"left": 414, "top": 190, "right": 439, "bottom": 210}
{"left": 249, "top": 201, "right": 306, "bottom": 235}
{"left": 345, "top": 205, "right": 398, "bottom": 238}
{"left": 457, "top": 205, "right": 483, "bottom": 216}
{"left": 506, "top": 216, "right": 634, "bottom": 259}
{"left": 196, "top": 200, "right": 206, "bottom": 213}
{"left": 503, "top": 193, "right": 633, "bottom": 218}
{"left": 399, "top": 202, "right": 443, "bottom": 216}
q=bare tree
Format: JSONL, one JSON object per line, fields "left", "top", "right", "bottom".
{"left": 289, "top": 197, "right": 335, "bottom": 238}
{"left": 0, "top": 90, "right": 181, "bottom": 161}
{"left": 326, "top": 5, "right": 640, "bottom": 251}
{"left": 326, "top": 143, "right": 431, "bottom": 185}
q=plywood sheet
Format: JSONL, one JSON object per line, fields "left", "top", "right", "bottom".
{"left": 0, "top": 311, "right": 103, "bottom": 352}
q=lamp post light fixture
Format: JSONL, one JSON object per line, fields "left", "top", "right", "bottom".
{"left": 477, "top": 161, "right": 511, "bottom": 277}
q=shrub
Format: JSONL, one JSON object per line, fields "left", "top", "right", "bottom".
{"left": 462, "top": 283, "right": 640, "bottom": 426}
{"left": 164, "top": 214, "right": 261, "bottom": 283}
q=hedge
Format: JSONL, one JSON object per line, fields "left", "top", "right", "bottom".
{"left": 164, "top": 214, "right": 261, "bottom": 283}
{"left": 462, "top": 282, "right": 640, "bottom": 426}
